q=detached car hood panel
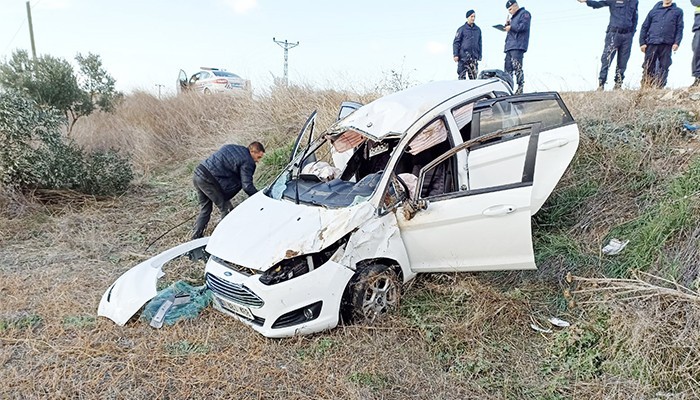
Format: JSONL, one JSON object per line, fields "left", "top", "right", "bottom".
{"left": 206, "top": 192, "right": 376, "bottom": 271}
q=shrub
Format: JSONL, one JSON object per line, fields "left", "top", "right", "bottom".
{"left": 0, "top": 91, "right": 132, "bottom": 196}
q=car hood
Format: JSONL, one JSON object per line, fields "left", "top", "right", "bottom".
{"left": 206, "top": 192, "right": 376, "bottom": 271}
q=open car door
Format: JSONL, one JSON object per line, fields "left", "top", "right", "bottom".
{"left": 177, "top": 69, "right": 188, "bottom": 93}
{"left": 395, "top": 124, "right": 542, "bottom": 273}
{"left": 394, "top": 92, "right": 578, "bottom": 273}
{"left": 289, "top": 111, "right": 318, "bottom": 170}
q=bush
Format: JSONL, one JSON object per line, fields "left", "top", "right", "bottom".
{"left": 0, "top": 91, "right": 132, "bottom": 196}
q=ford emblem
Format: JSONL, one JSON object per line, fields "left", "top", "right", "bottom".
{"left": 224, "top": 271, "right": 232, "bottom": 277}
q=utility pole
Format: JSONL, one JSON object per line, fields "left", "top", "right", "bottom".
{"left": 155, "top": 84, "right": 165, "bottom": 99}
{"left": 26, "top": 1, "right": 37, "bottom": 60}
{"left": 273, "top": 37, "right": 299, "bottom": 86}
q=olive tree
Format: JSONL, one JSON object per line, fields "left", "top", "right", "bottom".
{"left": 0, "top": 50, "right": 122, "bottom": 134}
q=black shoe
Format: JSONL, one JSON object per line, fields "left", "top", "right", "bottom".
{"left": 515, "top": 86, "right": 524, "bottom": 95}
{"left": 692, "top": 77, "right": 700, "bottom": 88}
{"left": 597, "top": 84, "right": 604, "bottom": 91}
{"left": 613, "top": 82, "right": 622, "bottom": 90}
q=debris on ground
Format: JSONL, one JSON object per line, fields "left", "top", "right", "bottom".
{"left": 602, "top": 238, "right": 629, "bottom": 256}
{"left": 141, "top": 281, "right": 212, "bottom": 328}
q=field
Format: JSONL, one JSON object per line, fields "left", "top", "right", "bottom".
{"left": 1, "top": 85, "right": 699, "bottom": 399}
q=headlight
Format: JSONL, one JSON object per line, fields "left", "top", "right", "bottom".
{"left": 259, "top": 236, "right": 348, "bottom": 285}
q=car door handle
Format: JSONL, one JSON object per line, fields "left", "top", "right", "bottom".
{"left": 539, "top": 138, "right": 569, "bottom": 151}
{"left": 483, "top": 205, "right": 516, "bottom": 216}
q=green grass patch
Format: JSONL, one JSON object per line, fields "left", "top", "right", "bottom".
{"left": 295, "top": 337, "right": 336, "bottom": 360}
{"left": 164, "top": 340, "right": 210, "bottom": 357}
{"left": 62, "top": 315, "right": 96, "bottom": 329}
{"left": 0, "top": 313, "right": 43, "bottom": 332}
{"left": 604, "top": 158, "right": 700, "bottom": 277}
{"left": 347, "top": 371, "right": 390, "bottom": 390}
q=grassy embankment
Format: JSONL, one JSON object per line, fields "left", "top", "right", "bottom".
{"left": 1, "top": 85, "right": 699, "bottom": 399}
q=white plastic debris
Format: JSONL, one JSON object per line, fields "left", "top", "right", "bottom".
{"left": 602, "top": 238, "right": 629, "bottom": 256}
{"left": 548, "top": 317, "right": 570, "bottom": 328}
{"left": 530, "top": 323, "right": 552, "bottom": 334}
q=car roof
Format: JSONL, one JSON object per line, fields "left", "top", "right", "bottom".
{"left": 333, "top": 79, "right": 508, "bottom": 140}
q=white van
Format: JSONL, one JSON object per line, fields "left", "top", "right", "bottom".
{"left": 99, "top": 78, "right": 579, "bottom": 338}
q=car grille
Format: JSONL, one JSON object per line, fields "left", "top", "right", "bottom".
{"left": 210, "top": 256, "right": 257, "bottom": 277}
{"left": 206, "top": 273, "right": 264, "bottom": 308}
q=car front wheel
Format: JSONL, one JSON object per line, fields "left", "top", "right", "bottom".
{"left": 342, "top": 263, "right": 400, "bottom": 324}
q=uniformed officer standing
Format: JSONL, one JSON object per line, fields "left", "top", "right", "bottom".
{"left": 453, "top": 10, "right": 482, "bottom": 80}
{"left": 504, "top": 0, "right": 532, "bottom": 94}
{"left": 578, "top": 0, "right": 639, "bottom": 91}
{"left": 639, "top": 0, "right": 684, "bottom": 88}
{"left": 691, "top": 0, "right": 700, "bottom": 87}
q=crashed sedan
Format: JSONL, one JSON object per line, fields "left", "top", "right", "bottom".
{"left": 99, "top": 78, "right": 579, "bottom": 338}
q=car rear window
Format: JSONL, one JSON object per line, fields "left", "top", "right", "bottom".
{"left": 213, "top": 71, "right": 241, "bottom": 78}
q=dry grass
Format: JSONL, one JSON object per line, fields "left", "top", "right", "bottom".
{"left": 2, "top": 85, "right": 700, "bottom": 398}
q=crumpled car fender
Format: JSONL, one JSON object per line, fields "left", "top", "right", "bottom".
{"left": 97, "top": 237, "right": 209, "bottom": 326}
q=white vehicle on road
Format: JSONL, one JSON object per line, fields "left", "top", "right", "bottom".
{"left": 177, "top": 67, "right": 250, "bottom": 95}
{"left": 100, "top": 77, "right": 579, "bottom": 338}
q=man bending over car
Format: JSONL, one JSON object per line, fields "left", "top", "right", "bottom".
{"left": 191, "top": 141, "right": 265, "bottom": 239}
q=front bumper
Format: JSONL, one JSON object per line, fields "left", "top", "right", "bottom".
{"left": 204, "top": 258, "right": 355, "bottom": 338}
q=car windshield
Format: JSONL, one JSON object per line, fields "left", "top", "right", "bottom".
{"left": 266, "top": 132, "right": 397, "bottom": 208}
{"left": 213, "top": 71, "right": 240, "bottom": 78}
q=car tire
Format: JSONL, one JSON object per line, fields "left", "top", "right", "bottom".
{"left": 341, "top": 263, "right": 400, "bottom": 325}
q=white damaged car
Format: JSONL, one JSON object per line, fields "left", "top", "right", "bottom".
{"left": 99, "top": 78, "right": 579, "bottom": 338}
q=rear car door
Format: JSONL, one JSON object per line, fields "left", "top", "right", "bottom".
{"left": 392, "top": 93, "right": 578, "bottom": 273}
{"left": 469, "top": 93, "right": 578, "bottom": 212}
{"left": 394, "top": 123, "right": 541, "bottom": 273}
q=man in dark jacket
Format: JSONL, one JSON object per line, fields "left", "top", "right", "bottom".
{"left": 504, "top": 0, "right": 531, "bottom": 94}
{"left": 579, "top": 0, "right": 639, "bottom": 91}
{"left": 191, "top": 141, "right": 265, "bottom": 239}
{"left": 453, "top": 10, "right": 482, "bottom": 80}
{"left": 639, "top": 0, "right": 684, "bottom": 88}
{"left": 692, "top": 0, "right": 700, "bottom": 87}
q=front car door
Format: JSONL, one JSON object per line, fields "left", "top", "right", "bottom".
{"left": 289, "top": 111, "right": 318, "bottom": 168}
{"left": 177, "top": 69, "right": 188, "bottom": 93}
{"left": 391, "top": 93, "right": 578, "bottom": 273}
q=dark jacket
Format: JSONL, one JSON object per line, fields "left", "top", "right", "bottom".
{"left": 585, "top": 0, "right": 638, "bottom": 32}
{"left": 198, "top": 144, "right": 257, "bottom": 199}
{"left": 639, "top": 2, "right": 684, "bottom": 46}
{"left": 692, "top": 0, "right": 700, "bottom": 32}
{"left": 505, "top": 8, "right": 532, "bottom": 52}
{"left": 453, "top": 23, "right": 482, "bottom": 61}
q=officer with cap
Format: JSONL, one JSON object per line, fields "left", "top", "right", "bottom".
{"left": 504, "top": 0, "right": 531, "bottom": 94}
{"left": 578, "top": 0, "right": 639, "bottom": 91}
{"left": 453, "top": 9, "right": 482, "bottom": 80}
{"left": 639, "top": 0, "right": 683, "bottom": 88}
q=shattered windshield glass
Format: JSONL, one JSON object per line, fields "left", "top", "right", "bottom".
{"left": 266, "top": 131, "right": 398, "bottom": 208}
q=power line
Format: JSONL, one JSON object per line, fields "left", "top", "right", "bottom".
{"left": 3, "top": 21, "right": 26, "bottom": 55}
{"left": 273, "top": 37, "right": 299, "bottom": 86}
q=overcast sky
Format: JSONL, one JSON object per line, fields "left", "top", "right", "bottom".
{"left": 0, "top": 0, "right": 697, "bottom": 96}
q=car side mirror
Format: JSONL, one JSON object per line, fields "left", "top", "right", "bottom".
{"left": 402, "top": 199, "right": 428, "bottom": 221}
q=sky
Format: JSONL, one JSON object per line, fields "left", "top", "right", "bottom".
{"left": 0, "top": 0, "right": 698, "bottom": 97}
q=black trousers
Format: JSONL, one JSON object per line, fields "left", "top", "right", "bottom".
{"left": 457, "top": 59, "right": 478, "bottom": 80}
{"left": 642, "top": 44, "right": 673, "bottom": 88}
{"left": 693, "top": 31, "right": 700, "bottom": 78}
{"left": 505, "top": 50, "right": 525, "bottom": 93}
{"left": 599, "top": 31, "right": 633, "bottom": 85}
{"left": 192, "top": 174, "right": 233, "bottom": 239}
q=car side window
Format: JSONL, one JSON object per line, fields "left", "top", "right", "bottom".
{"left": 476, "top": 98, "right": 572, "bottom": 141}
